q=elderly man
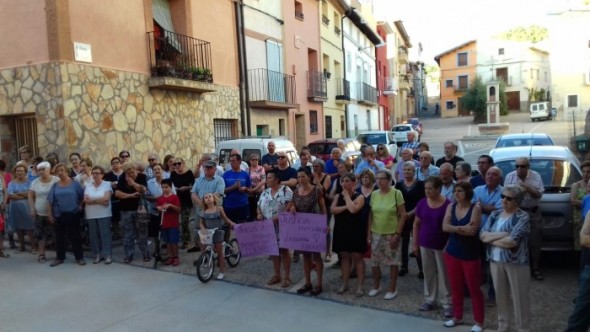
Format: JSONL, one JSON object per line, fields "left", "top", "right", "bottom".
{"left": 439, "top": 163, "right": 455, "bottom": 202}
{"left": 224, "top": 149, "right": 249, "bottom": 172}
{"left": 504, "top": 157, "right": 544, "bottom": 281}
{"left": 470, "top": 155, "right": 494, "bottom": 188}
{"left": 337, "top": 139, "right": 349, "bottom": 161}
{"left": 262, "top": 141, "right": 279, "bottom": 172}
{"left": 190, "top": 160, "right": 226, "bottom": 251}
{"left": 401, "top": 132, "right": 419, "bottom": 157}
{"left": 395, "top": 148, "right": 420, "bottom": 181}
{"left": 354, "top": 146, "right": 385, "bottom": 177}
{"left": 435, "top": 142, "right": 464, "bottom": 169}
{"left": 275, "top": 151, "right": 298, "bottom": 189}
{"left": 416, "top": 151, "right": 440, "bottom": 181}
{"left": 473, "top": 166, "right": 504, "bottom": 306}
{"left": 145, "top": 153, "right": 158, "bottom": 180}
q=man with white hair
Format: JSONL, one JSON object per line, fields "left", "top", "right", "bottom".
{"left": 395, "top": 148, "right": 420, "bottom": 181}
{"left": 354, "top": 146, "right": 385, "bottom": 177}
{"left": 416, "top": 151, "right": 440, "bottom": 181}
{"left": 145, "top": 153, "right": 158, "bottom": 180}
{"left": 337, "top": 139, "right": 349, "bottom": 161}
{"left": 439, "top": 163, "right": 455, "bottom": 202}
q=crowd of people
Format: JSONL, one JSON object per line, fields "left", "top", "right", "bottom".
{"left": 1, "top": 132, "right": 589, "bottom": 332}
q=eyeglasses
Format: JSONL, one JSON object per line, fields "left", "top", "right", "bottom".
{"left": 500, "top": 194, "right": 514, "bottom": 201}
{"left": 173, "top": 162, "right": 182, "bottom": 166}
{"left": 121, "top": 155, "right": 130, "bottom": 158}
{"left": 250, "top": 158, "right": 259, "bottom": 161}
{"left": 148, "top": 158, "right": 156, "bottom": 161}
{"left": 278, "top": 156, "right": 287, "bottom": 159}
{"left": 515, "top": 164, "right": 528, "bottom": 169}
{"left": 376, "top": 177, "right": 389, "bottom": 180}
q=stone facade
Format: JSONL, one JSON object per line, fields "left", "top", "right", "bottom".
{"left": 0, "top": 62, "right": 240, "bottom": 168}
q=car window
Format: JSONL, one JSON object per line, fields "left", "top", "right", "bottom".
{"left": 309, "top": 143, "right": 336, "bottom": 155}
{"left": 219, "top": 149, "right": 233, "bottom": 165}
{"left": 357, "top": 134, "right": 386, "bottom": 145}
{"left": 495, "top": 159, "right": 581, "bottom": 189}
{"left": 388, "top": 132, "right": 395, "bottom": 142}
{"left": 392, "top": 126, "right": 409, "bottom": 132}
{"left": 497, "top": 137, "right": 554, "bottom": 148}
{"left": 352, "top": 140, "right": 361, "bottom": 150}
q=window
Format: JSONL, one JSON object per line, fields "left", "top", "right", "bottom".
{"left": 213, "top": 119, "right": 237, "bottom": 145}
{"left": 458, "top": 75, "right": 468, "bottom": 89}
{"left": 310, "top": 110, "right": 318, "bottom": 133}
{"left": 446, "top": 101, "right": 454, "bottom": 109}
{"left": 445, "top": 79, "right": 453, "bottom": 88}
{"left": 498, "top": 48, "right": 504, "bottom": 55}
{"left": 294, "top": 1, "right": 304, "bottom": 20}
{"left": 325, "top": 116, "right": 332, "bottom": 138}
{"left": 457, "top": 52, "right": 468, "bottom": 67}
{"left": 14, "top": 116, "right": 39, "bottom": 156}
{"left": 568, "top": 95, "right": 578, "bottom": 108}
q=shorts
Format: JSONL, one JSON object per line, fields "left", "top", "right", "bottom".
{"left": 371, "top": 233, "right": 401, "bottom": 267}
{"left": 162, "top": 227, "right": 180, "bottom": 244}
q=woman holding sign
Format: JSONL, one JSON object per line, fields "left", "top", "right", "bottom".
{"left": 257, "top": 170, "right": 293, "bottom": 288}
{"left": 331, "top": 173, "right": 366, "bottom": 297}
{"left": 289, "top": 167, "right": 327, "bottom": 296}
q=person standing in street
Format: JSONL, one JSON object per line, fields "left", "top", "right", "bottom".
{"left": 504, "top": 157, "right": 544, "bottom": 281}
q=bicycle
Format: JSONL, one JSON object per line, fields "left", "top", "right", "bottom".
{"left": 195, "top": 228, "right": 241, "bottom": 283}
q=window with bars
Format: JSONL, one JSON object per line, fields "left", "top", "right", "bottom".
{"left": 213, "top": 119, "right": 237, "bottom": 145}
{"left": 14, "top": 116, "right": 39, "bottom": 156}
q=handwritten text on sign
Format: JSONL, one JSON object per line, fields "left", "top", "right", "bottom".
{"left": 234, "top": 220, "right": 279, "bottom": 258}
{"left": 278, "top": 212, "right": 327, "bottom": 253}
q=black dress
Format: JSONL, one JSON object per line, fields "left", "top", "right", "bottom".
{"left": 332, "top": 192, "right": 367, "bottom": 253}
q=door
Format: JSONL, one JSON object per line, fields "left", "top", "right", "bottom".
{"left": 506, "top": 91, "right": 520, "bottom": 111}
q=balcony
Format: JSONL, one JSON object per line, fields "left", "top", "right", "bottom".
{"left": 147, "top": 29, "right": 216, "bottom": 93}
{"left": 356, "top": 82, "right": 378, "bottom": 105}
{"left": 453, "top": 84, "right": 468, "bottom": 94}
{"left": 380, "top": 76, "right": 397, "bottom": 95}
{"left": 248, "top": 68, "right": 298, "bottom": 110}
{"left": 398, "top": 46, "right": 409, "bottom": 64}
{"left": 322, "top": 14, "right": 330, "bottom": 26}
{"left": 335, "top": 78, "right": 350, "bottom": 103}
{"left": 307, "top": 70, "right": 328, "bottom": 102}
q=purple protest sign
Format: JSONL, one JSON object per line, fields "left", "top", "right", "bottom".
{"left": 278, "top": 212, "right": 327, "bottom": 253}
{"left": 234, "top": 220, "right": 279, "bottom": 258}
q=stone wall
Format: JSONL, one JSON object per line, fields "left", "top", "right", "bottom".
{"left": 0, "top": 62, "right": 240, "bottom": 168}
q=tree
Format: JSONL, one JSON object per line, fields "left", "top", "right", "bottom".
{"left": 495, "top": 25, "right": 548, "bottom": 43}
{"left": 460, "top": 76, "right": 508, "bottom": 122}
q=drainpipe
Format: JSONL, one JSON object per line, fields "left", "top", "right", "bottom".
{"left": 341, "top": 9, "right": 351, "bottom": 138}
{"left": 234, "top": 0, "right": 250, "bottom": 136}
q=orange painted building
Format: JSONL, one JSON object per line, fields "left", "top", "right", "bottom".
{"left": 435, "top": 40, "right": 477, "bottom": 118}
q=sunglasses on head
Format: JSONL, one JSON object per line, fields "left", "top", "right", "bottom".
{"left": 500, "top": 194, "right": 514, "bottom": 201}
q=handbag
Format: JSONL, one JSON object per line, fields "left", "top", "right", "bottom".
{"left": 137, "top": 194, "right": 150, "bottom": 224}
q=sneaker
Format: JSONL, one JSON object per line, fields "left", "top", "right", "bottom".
{"left": 444, "top": 319, "right": 463, "bottom": 327}
{"left": 216, "top": 273, "right": 225, "bottom": 280}
{"left": 384, "top": 291, "right": 398, "bottom": 300}
{"left": 470, "top": 325, "right": 483, "bottom": 332}
{"left": 443, "top": 307, "right": 453, "bottom": 318}
{"left": 419, "top": 302, "right": 434, "bottom": 311}
{"left": 77, "top": 259, "right": 86, "bottom": 266}
{"left": 368, "top": 288, "right": 380, "bottom": 297}
{"left": 104, "top": 256, "right": 112, "bottom": 265}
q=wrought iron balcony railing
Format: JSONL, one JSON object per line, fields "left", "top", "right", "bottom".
{"left": 307, "top": 70, "right": 327, "bottom": 101}
{"left": 148, "top": 29, "right": 213, "bottom": 83}
{"left": 248, "top": 68, "right": 296, "bottom": 105}
{"left": 356, "top": 82, "right": 377, "bottom": 104}
{"left": 335, "top": 78, "right": 350, "bottom": 102}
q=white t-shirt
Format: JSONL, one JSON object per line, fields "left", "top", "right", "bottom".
{"left": 84, "top": 181, "right": 113, "bottom": 219}
{"left": 75, "top": 173, "right": 93, "bottom": 188}
{"left": 29, "top": 176, "right": 59, "bottom": 216}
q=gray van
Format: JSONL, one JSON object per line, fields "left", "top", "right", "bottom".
{"left": 215, "top": 138, "right": 299, "bottom": 167}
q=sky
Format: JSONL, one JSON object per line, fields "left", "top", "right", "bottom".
{"left": 371, "top": 0, "right": 561, "bottom": 64}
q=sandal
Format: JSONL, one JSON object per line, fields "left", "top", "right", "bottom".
{"left": 310, "top": 286, "right": 323, "bottom": 296}
{"left": 296, "top": 284, "right": 313, "bottom": 294}
{"left": 0, "top": 250, "right": 10, "bottom": 258}
{"left": 37, "top": 254, "right": 46, "bottom": 263}
{"left": 281, "top": 278, "right": 291, "bottom": 288}
{"left": 266, "top": 275, "right": 281, "bottom": 286}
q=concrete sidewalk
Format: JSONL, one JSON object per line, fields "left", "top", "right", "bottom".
{"left": 0, "top": 251, "right": 476, "bottom": 332}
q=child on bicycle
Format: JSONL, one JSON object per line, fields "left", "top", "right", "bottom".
{"left": 156, "top": 179, "right": 181, "bottom": 266}
{"left": 200, "top": 193, "right": 236, "bottom": 280}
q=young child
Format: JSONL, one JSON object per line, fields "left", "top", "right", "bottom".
{"left": 156, "top": 179, "right": 181, "bottom": 266}
{"left": 200, "top": 193, "right": 235, "bottom": 280}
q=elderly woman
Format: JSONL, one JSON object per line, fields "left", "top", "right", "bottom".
{"left": 28, "top": 161, "right": 58, "bottom": 262}
{"left": 376, "top": 144, "right": 395, "bottom": 170}
{"left": 257, "top": 170, "right": 293, "bottom": 288}
{"left": 290, "top": 167, "right": 327, "bottom": 296}
{"left": 115, "top": 162, "right": 149, "bottom": 263}
{"left": 74, "top": 157, "right": 94, "bottom": 188}
{"left": 84, "top": 166, "right": 113, "bottom": 264}
{"left": 368, "top": 169, "right": 406, "bottom": 300}
{"left": 480, "top": 185, "right": 531, "bottom": 332}
{"left": 325, "top": 148, "right": 343, "bottom": 178}
{"left": 413, "top": 176, "right": 452, "bottom": 316}
{"left": 395, "top": 148, "right": 420, "bottom": 181}
{"left": 571, "top": 160, "right": 590, "bottom": 251}
{"left": 455, "top": 161, "right": 472, "bottom": 184}
{"left": 331, "top": 172, "right": 366, "bottom": 296}
{"left": 247, "top": 154, "right": 266, "bottom": 221}
{"left": 47, "top": 163, "right": 85, "bottom": 266}
{"left": 442, "top": 182, "right": 484, "bottom": 331}
{"left": 395, "top": 161, "right": 425, "bottom": 278}
{"left": 8, "top": 164, "right": 35, "bottom": 253}
{"left": 170, "top": 157, "right": 195, "bottom": 250}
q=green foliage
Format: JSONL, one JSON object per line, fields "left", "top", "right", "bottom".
{"left": 460, "top": 76, "right": 487, "bottom": 121}
{"left": 499, "top": 81, "right": 508, "bottom": 115}
{"left": 496, "top": 25, "right": 548, "bottom": 43}
{"left": 527, "top": 87, "right": 548, "bottom": 102}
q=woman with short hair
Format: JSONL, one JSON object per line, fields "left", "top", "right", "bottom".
{"left": 480, "top": 185, "right": 531, "bottom": 332}
{"left": 376, "top": 144, "right": 394, "bottom": 170}
{"left": 84, "top": 166, "right": 113, "bottom": 264}
{"left": 247, "top": 154, "right": 265, "bottom": 221}
{"left": 455, "top": 161, "right": 472, "bottom": 184}
{"left": 7, "top": 164, "right": 35, "bottom": 253}
{"left": 28, "top": 161, "right": 58, "bottom": 262}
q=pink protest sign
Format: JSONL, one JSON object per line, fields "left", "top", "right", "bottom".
{"left": 278, "top": 212, "right": 327, "bottom": 253}
{"left": 234, "top": 220, "right": 279, "bottom": 258}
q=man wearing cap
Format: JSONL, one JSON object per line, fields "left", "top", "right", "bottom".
{"left": 194, "top": 153, "right": 224, "bottom": 178}
{"left": 190, "top": 160, "right": 225, "bottom": 251}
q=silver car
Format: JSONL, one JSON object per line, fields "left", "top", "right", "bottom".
{"left": 490, "top": 146, "right": 581, "bottom": 251}
{"left": 491, "top": 133, "right": 554, "bottom": 151}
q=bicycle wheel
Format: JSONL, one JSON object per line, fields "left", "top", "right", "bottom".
{"left": 196, "top": 251, "right": 215, "bottom": 283}
{"left": 226, "top": 239, "right": 241, "bottom": 267}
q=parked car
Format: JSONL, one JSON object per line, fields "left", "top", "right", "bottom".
{"left": 530, "top": 101, "right": 553, "bottom": 121}
{"left": 391, "top": 124, "right": 419, "bottom": 147}
{"left": 216, "top": 137, "right": 299, "bottom": 167}
{"left": 407, "top": 118, "right": 423, "bottom": 139}
{"left": 356, "top": 131, "right": 398, "bottom": 158}
{"left": 308, "top": 138, "right": 362, "bottom": 165}
{"left": 491, "top": 133, "right": 555, "bottom": 152}
{"left": 489, "top": 145, "right": 581, "bottom": 251}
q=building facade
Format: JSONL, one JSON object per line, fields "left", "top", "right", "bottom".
{"left": 376, "top": 22, "right": 393, "bottom": 130}
{"left": 0, "top": 0, "right": 241, "bottom": 167}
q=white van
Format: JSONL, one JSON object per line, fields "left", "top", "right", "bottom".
{"left": 216, "top": 137, "right": 299, "bottom": 168}
{"left": 530, "top": 102, "right": 552, "bottom": 122}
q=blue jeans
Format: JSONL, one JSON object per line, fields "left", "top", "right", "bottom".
{"left": 566, "top": 264, "right": 590, "bottom": 331}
